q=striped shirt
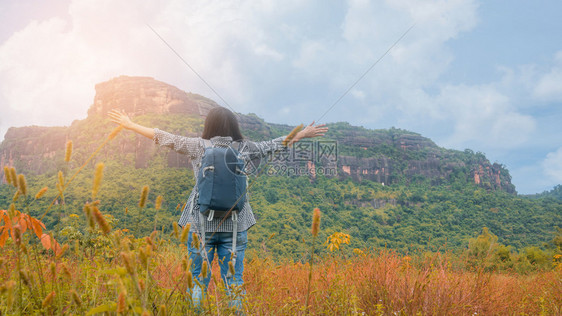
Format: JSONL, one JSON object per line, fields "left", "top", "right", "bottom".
{"left": 153, "top": 128, "right": 287, "bottom": 233}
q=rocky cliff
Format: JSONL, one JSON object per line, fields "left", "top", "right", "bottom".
{"left": 0, "top": 76, "right": 516, "bottom": 193}
{"left": 309, "top": 124, "right": 513, "bottom": 192}
{"left": 88, "top": 76, "right": 218, "bottom": 117}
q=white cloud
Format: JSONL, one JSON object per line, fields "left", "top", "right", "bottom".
{"left": 543, "top": 147, "right": 562, "bottom": 183}
{"left": 283, "top": 0, "right": 481, "bottom": 128}
{"left": 533, "top": 51, "right": 562, "bottom": 101}
{"left": 0, "top": 17, "right": 98, "bottom": 134}
{"left": 350, "top": 89, "right": 366, "bottom": 100}
{"left": 0, "top": 1, "right": 164, "bottom": 137}
{"left": 253, "top": 44, "right": 284, "bottom": 61}
{"left": 0, "top": 0, "right": 302, "bottom": 138}
{"left": 424, "top": 84, "right": 536, "bottom": 150}
{"left": 292, "top": 40, "right": 331, "bottom": 77}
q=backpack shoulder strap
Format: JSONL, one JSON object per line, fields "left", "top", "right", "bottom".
{"left": 231, "top": 141, "right": 243, "bottom": 152}
{"left": 202, "top": 139, "right": 213, "bottom": 148}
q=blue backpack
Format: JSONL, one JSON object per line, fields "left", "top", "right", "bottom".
{"left": 197, "top": 140, "right": 247, "bottom": 220}
{"left": 196, "top": 140, "right": 247, "bottom": 275}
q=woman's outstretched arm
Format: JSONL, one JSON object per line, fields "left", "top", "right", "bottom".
{"left": 108, "top": 109, "right": 155, "bottom": 139}
{"left": 246, "top": 122, "right": 328, "bottom": 160}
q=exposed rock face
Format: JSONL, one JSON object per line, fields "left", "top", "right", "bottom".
{"left": 335, "top": 153, "right": 511, "bottom": 192}
{"left": 338, "top": 156, "right": 394, "bottom": 183}
{"left": 1, "top": 126, "right": 68, "bottom": 177}
{"left": 88, "top": 76, "right": 218, "bottom": 117}
{"left": 0, "top": 76, "right": 516, "bottom": 193}
{"left": 472, "top": 163, "right": 508, "bottom": 191}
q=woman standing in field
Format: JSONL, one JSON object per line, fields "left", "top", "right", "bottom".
{"left": 108, "top": 107, "right": 327, "bottom": 310}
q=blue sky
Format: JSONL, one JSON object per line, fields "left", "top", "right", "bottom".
{"left": 1, "top": 0, "right": 561, "bottom": 194}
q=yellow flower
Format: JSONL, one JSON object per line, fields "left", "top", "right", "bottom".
{"left": 326, "top": 232, "right": 351, "bottom": 252}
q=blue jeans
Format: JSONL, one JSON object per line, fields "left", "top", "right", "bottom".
{"left": 187, "top": 230, "right": 247, "bottom": 309}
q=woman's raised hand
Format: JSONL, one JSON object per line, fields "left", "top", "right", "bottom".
{"left": 289, "top": 121, "right": 328, "bottom": 145}
{"left": 300, "top": 121, "right": 328, "bottom": 139}
{"left": 108, "top": 109, "right": 134, "bottom": 129}
{"left": 108, "top": 109, "right": 155, "bottom": 139}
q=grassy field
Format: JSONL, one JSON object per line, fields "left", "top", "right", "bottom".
{"left": 1, "top": 207, "right": 561, "bottom": 315}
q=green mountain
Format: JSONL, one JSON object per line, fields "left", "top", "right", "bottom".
{"left": 1, "top": 76, "right": 560, "bottom": 258}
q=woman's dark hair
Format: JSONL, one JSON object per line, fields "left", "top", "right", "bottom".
{"left": 201, "top": 107, "right": 244, "bottom": 141}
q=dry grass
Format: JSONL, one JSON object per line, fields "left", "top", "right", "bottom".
{"left": 242, "top": 250, "right": 562, "bottom": 315}
{"left": 1, "top": 219, "right": 561, "bottom": 315}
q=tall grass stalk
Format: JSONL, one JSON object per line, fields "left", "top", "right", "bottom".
{"left": 3, "top": 166, "right": 11, "bottom": 185}
{"left": 21, "top": 245, "right": 40, "bottom": 308}
{"left": 10, "top": 167, "right": 17, "bottom": 189}
{"left": 31, "top": 243, "right": 46, "bottom": 300}
{"left": 14, "top": 226, "right": 23, "bottom": 315}
{"left": 64, "top": 140, "right": 73, "bottom": 163}
{"left": 92, "top": 163, "right": 104, "bottom": 199}
{"left": 306, "top": 208, "right": 321, "bottom": 314}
